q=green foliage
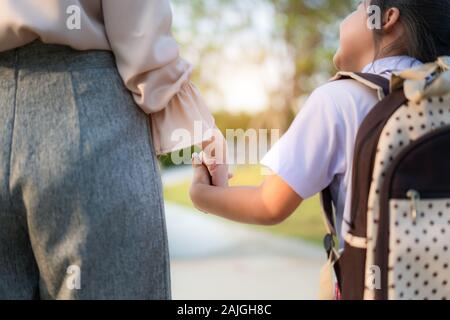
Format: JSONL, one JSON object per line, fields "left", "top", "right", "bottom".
{"left": 213, "top": 110, "right": 255, "bottom": 133}
{"left": 172, "top": 0, "right": 355, "bottom": 132}
{"left": 269, "top": 0, "right": 354, "bottom": 95}
{"left": 159, "top": 146, "right": 200, "bottom": 169}
{"left": 159, "top": 111, "right": 256, "bottom": 169}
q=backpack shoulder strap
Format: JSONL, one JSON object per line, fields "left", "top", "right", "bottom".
{"left": 318, "top": 71, "right": 391, "bottom": 297}
{"left": 321, "top": 187, "right": 336, "bottom": 235}
{"left": 331, "top": 72, "right": 390, "bottom": 101}
{"left": 320, "top": 72, "right": 390, "bottom": 252}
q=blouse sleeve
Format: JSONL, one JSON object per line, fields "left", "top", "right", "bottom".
{"left": 102, "top": 0, "right": 215, "bottom": 155}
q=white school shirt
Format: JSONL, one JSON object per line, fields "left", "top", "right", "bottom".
{"left": 261, "top": 56, "right": 422, "bottom": 245}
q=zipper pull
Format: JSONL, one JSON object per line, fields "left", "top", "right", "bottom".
{"left": 406, "top": 190, "right": 421, "bottom": 223}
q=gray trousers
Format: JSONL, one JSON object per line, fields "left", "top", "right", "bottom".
{"left": 0, "top": 41, "right": 170, "bottom": 299}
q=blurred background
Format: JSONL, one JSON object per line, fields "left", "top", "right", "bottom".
{"left": 161, "top": 0, "right": 356, "bottom": 299}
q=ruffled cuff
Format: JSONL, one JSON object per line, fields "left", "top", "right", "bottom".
{"left": 150, "top": 81, "right": 216, "bottom": 155}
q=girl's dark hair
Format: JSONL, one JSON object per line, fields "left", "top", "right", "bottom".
{"left": 370, "top": 0, "right": 450, "bottom": 63}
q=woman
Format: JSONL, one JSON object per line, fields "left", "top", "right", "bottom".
{"left": 0, "top": 0, "right": 226, "bottom": 299}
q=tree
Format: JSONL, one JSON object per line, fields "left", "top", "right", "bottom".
{"left": 257, "top": 0, "right": 354, "bottom": 131}
{"left": 172, "top": 0, "right": 355, "bottom": 132}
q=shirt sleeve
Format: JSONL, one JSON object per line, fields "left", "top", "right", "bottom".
{"left": 102, "top": 0, "right": 215, "bottom": 155}
{"left": 260, "top": 86, "right": 347, "bottom": 199}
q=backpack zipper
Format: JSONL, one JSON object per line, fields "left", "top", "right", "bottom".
{"left": 406, "top": 189, "right": 420, "bottom": 223}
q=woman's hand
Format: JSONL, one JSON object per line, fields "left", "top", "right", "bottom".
{"left": 200, "top": 131, "right": 230, "bottom": 187}
{"left": 191, "top": 152, "right": 213, "bottom": 186}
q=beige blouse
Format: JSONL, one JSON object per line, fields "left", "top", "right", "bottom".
{"left": 0, "top": 0, "right": 215, "bottom": 155}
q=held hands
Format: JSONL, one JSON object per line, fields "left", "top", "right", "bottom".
{"left": 189, "top": 131, "right": 303, "bottom": 224}
{"left": 194, "top": 132, "right": 232, "bottom": 187}
{"left": 190, "top": 152, "right": 233, "bottom": 214}
{"left": 189, "top": 131, "right": 233, "bottom": 214}
{"left": 191, "top": 152, "right": 233, "bottom": 187}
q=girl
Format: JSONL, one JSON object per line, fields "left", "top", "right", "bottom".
{"left": 190, "top": 0, "right": 450, "bottom": 248}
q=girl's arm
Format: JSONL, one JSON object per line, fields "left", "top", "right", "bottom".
{"left": 189, "top": 160, "right": 303, "bottom": 225}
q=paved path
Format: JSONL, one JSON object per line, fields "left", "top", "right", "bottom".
{"left": 165, "top": 199, "right": 326, "bottom": 300}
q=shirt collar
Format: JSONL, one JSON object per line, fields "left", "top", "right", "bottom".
{"left": 361, "top": 55, "right": 422, "bottom": 76}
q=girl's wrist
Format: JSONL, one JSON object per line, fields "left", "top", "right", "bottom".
{"left": 189, "top": 183, "right": 212, "bottom": 214}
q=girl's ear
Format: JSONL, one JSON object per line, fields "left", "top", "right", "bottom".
{"left": 382, "top": 7, "right": 401, "bottom": 33}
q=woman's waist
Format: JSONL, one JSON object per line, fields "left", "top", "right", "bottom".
{"left": 0, "top": 40, "right": 115, "bottom": 71}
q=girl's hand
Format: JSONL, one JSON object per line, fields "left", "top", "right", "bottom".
{"left": 190, "top": 152, "right": 233, "bottom": 213}
{"left": 190, "top": 154, "right": 303, "bottom": 223}
{"left": 190, "top": 152, "right": 215, "bottom": 213}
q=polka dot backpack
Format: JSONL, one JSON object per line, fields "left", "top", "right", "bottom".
{"left": 320, "top": 57, "right": 450, "bottom": 300}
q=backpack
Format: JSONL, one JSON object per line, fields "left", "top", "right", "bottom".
{"left": 320, "top": 56, "right": 450, "bottom": 300}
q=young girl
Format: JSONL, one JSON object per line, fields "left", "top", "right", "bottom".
{"left": 190, "top": 0, "right": 450, "bottom": 247}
